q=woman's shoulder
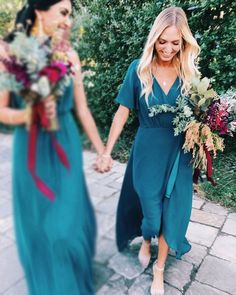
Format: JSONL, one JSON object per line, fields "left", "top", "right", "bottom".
{"left": 126, "top": 59, "right": 140, "bottom": 80}
{"left": 129, "top": 58, "right": 140, "bottom": 70}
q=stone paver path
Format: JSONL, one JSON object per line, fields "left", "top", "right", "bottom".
{"left": 0, "top": 133, "right": 236, "bottom": 295}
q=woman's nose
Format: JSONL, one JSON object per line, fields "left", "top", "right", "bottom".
{"left": 64, "top": 17, "right": 72, "bottom": 29}
{"left": 164, "top": 44, "right": 172, "bottom": 54}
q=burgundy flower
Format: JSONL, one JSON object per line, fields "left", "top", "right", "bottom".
{"left": 205, "top": 100, "right": 229, "bottom": 134}
{"left": 1, "top": 56, "right": 30, "bottom": 88}
{"left": 40, "top": 61, "right": 68, "bottom": 85}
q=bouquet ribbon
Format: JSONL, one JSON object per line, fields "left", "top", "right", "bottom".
{"left": 193, "top": 145, "right": 217, "bottom": 186}
{"left": 28, "top": 103, "right": 70, "bottom": 201}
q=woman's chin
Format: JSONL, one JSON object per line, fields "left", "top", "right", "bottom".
{"left": 159, "top": 56, "right": 173, "bottom": 62}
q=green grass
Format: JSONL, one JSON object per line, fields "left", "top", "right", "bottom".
{"left": 200, "top": 137, "right": 236, "bottom": 211}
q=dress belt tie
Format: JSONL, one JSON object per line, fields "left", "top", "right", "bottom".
{"left": 165, "top": 150, "right": 181, "bottom": 198}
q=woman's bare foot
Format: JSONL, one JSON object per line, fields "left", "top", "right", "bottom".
{"left": 138, "top": 239, "right": 151, "bottom": 268}
{"left": 150, "top": 260, "right": 165, "bottom": 295}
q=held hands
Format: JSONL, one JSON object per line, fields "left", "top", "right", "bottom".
{"left": 94, "top": 153, "right": 113, "bottom": 173}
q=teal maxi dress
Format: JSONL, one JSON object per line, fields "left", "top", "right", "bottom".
{"left": 12, "top": 82, "right": 96, "bottom": 295}
{"left": 116, "top": 59, "right": 193, "bottom": 259}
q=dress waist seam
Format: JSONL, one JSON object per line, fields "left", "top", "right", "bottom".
{"left": 139, "top": 126, "right": 174, "bottom": 130}
{"left": 58, "top": 110, "right": 72, "bottom": 117}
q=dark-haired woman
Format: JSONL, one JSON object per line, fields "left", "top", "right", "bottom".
{"left": 0, "top": 1, "right": 106, "bottom": 294}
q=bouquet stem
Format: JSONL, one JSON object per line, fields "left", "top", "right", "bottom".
{"left": 47, "top": 117, "right": 59, "bottom": 131}
{"left": 25, "top": 103, "right": 33, "bottom": 131}
{"left": 25, "top": 99, "right": 59, "bottom": 132}
{"left": 46, "top": 95, "right": 59, "bottom": 131}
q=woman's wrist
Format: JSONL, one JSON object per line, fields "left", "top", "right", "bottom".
{"left": 102, "top": 146, "right": 112, "bottom": 157}
{"left": 5, "top": 109, "right": 30, "bottom": 126}
{"left": 101, "top": 154, "right": 111, "bottom": 158}
{"left": 7, "top": 111, "right": 14, "bottom": 125}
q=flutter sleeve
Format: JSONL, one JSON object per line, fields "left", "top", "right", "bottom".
{"left": 115, "top": 59, "right": 140, "bottom": 110}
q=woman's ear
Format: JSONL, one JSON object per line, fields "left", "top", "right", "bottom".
{"left": 34, "top": 9, "right": 43, "bottom": 21}
{"left": 33, "top": 10, "right": 45, "bottom": 37}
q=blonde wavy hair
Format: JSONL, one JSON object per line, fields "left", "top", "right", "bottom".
{"left": 137, "top": 7, "right": 200, "bottom": 102}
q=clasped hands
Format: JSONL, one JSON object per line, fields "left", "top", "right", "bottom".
{"left": 94, "top": 153, "right": 113, "bottom": 173}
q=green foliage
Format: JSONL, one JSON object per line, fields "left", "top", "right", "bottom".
{"left": 0, "top": 1, "right": 23, "bottom": 37}
{"left": 0, "top": 11, "right": 12, "bottom": 37}
{"left": 148, "top": 95, "right": 195, "bottom": 136}
{"left": 201, "top": 137, "right": 236, "bottom": 211}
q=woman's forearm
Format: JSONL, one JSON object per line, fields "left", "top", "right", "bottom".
{"left": 0, "top": 107, "right": 28, "bottom": 125}
{"left": 77, "top": 108, "right": 104, "bottom": 155}
{"left": 104, "top": 107, "right": 129, "bottom": 155}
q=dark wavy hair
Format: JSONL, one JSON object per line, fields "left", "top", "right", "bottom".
{"left": 5, "top": 0, "right": 73, "bottom": 41}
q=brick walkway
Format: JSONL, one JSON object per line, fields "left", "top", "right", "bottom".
{"left": 0, "top": 133, "right": 236, "bottom": 295}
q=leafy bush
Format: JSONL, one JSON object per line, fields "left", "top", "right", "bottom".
{"left": 0, "top": 1, "right": 23, "bottom": 37}
{"left": 173, "top": 0, "right": 236, "bottom": 93}
{"left": 200, "top": 137, "right": 236, "bottom": 210}
{"left": 0, "top": 11, "right": 12, "bottom": 38}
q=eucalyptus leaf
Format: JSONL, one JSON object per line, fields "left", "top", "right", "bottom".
{"left": 204, "top": 88, "right": 216, "bottom": 99}
{"left": 198, "top": 98, "right": 206, "bottom": 107}
{"left": 197, "top": 77, "right": 210, "bottom": 95}
{"left": 190, "top": 77, "right": 200, "bottom": 90}
{"left": 0, "top": 73, "right": 23, "bottom": 93}
{"left": 190, "top": 94, "right": 201, "bottom": 105}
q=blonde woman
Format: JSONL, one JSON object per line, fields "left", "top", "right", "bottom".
{"left": 96, "top": 6, "right": 200, "bottom": 295}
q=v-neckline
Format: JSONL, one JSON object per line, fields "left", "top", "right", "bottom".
{"left": 153, "top": 76, "right": 179, "bottom": 97}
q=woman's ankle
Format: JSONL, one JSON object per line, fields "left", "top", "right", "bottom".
{"left": 143, "top": 239, "right": 151, "bottom": 245}
{"left": 155, "top": 260, "right": 165, "bottom": 270}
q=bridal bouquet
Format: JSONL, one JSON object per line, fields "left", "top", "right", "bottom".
{"left": 0, "top": 30, "right": 73, "bottom": 200}
{"left": 0, "top": 30, "right": 73, "bottom": 130}
{"left": 149, "top": 77, "right": 236, "bottom": 185}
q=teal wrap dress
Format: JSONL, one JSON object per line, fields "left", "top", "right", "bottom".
{"left": 116, "top": 59, "right": 193, "bottom": 259}
{"left": 12, "top": 82, "right": 96, "bottom": 295}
